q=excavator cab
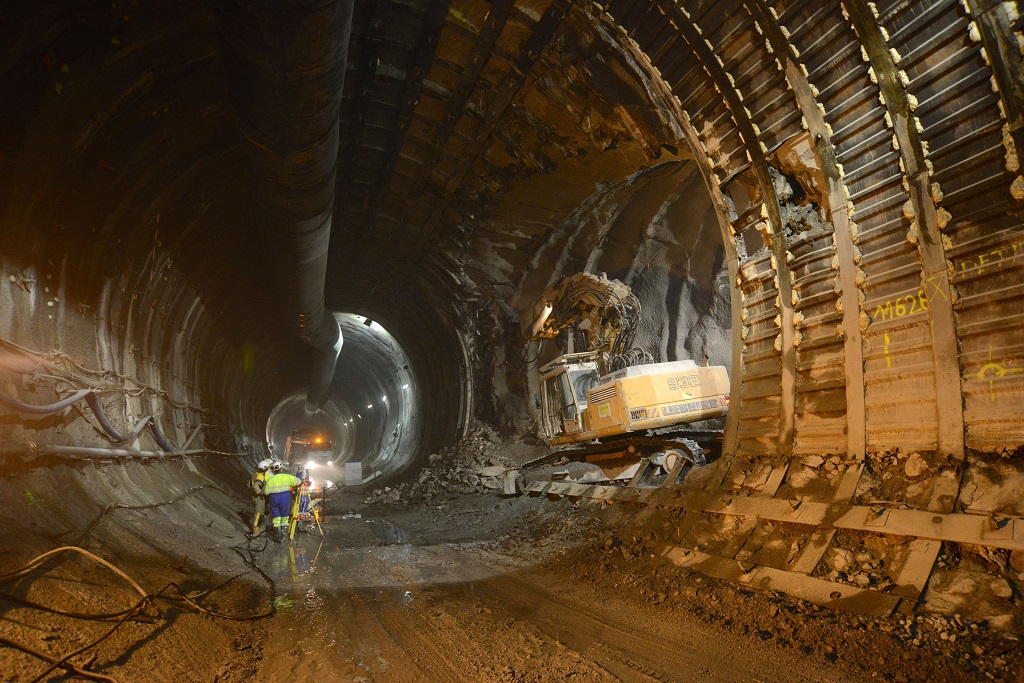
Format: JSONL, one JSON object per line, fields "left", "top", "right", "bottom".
{"left": 539, "top": 357, "right": 601, "bottom": 439}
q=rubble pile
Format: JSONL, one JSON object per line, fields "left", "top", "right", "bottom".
{"left": 580, "top": 505, "right": 1024, "bottom": 681}
{"left": 366, "top": 425, "right": 513, "bottom": 507}
{"left": 822, "top": 545, "right": 894, "bottom": 591}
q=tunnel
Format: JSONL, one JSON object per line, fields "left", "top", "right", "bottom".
{"left": 1, "top": 0, "right": 1023, "bottom": 680}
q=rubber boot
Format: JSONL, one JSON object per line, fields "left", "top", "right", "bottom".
{"left": 272, "top": 525, "right": 282, "bottom": 543}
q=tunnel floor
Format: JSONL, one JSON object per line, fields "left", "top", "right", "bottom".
{"left": 1, "top": 467, "right": 1019, "bottom": 682}
{"left": 249, "top": 493, "right": 1016, "bottom": 683}
{"left": 256, "top": 492, "right": 845, "bottom": 683}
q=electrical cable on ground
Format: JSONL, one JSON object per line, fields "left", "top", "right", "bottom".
{"left": 1, "top": 545, "right": 275, "bottom": 682}
{"left": 0, "top": 635, "right": 120, "bottom": 683}
{"left": 0, "top": 482, "right": 278, "bottom": 680}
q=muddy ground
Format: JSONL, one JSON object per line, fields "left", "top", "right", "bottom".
{"left": 1, "top": 474, "right": 1022, "bottom": 682}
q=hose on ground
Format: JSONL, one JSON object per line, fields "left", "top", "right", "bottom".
{"left": 0, "top": 545, "right": 275, "bottom": 682}
{"left": 0, "top": 635, "right": 120, "bottom": 683}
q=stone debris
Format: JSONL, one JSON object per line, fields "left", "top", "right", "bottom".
{"left": 584, "top": 502, "right": 1023, "bottom": 680}
{"left": 365, "top": 425, "right": 513, "bottom": 507}
{"left": 823, "top": 544, "right": 893, "bottom": 591}
{"left": 904, "top": 451, "right": 928, "bottom": 478}
{"left": 991, "top": 578, "right": 1013, "bottom": 600}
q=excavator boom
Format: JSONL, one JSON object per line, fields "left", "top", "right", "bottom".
{"left": 523, "top": 272, "right": 652, "bottom": 375}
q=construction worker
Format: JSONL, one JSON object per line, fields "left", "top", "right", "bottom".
{"left": 250, "top": 459, "right": 272, "bottom": 535}
{"left": 265, "top": 461, "right": 301, "bottom": 543}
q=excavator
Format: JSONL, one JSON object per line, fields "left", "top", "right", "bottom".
{"left": 508, "top": 272, "right": 730, "bottom": 490}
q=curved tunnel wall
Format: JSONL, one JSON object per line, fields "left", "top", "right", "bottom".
{"left": 586, "top": 0, "right": 1024, "bottom": 470}
{"left": 0, "top": 0, "right": 474, "bottom": 473}
{"left": 0, "top": 0, "right": 333, "bottom": 461}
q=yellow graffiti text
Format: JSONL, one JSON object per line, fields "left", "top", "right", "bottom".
{"left": 957, "top": 240, "right": 1024, "bottom": 277}
{"left": 872, "top": 290, "right": 929, "bottom": 323}
{"left": 977, "top": 349, "right": 1024, "bottom": 402}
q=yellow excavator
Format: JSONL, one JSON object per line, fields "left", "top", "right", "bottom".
{"left": 512, "top": 272, "right": 730, "bottom": 488}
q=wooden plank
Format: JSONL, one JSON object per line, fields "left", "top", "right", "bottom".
{"left": 721, "top": 519, "right": 760, "bottom": 560}
{"left": 752, "top": 462, "right": 790, "bottom": 497}
{"left": 663, "top": 546, "right": 901, "bottom": 617}
{"left": 788, "top": 529, "right": 836, "bottom": 575}
{"left": 891, "top": 538, "right": 942, "bottom": 613}
{"left": 522, "top": 479, "right": 1024, "bottom": 551}
{"left": 832, "top": 462, "right": 864, "bottom": 504}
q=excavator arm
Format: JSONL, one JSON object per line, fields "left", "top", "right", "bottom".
{"left": 522, "top": 272, "right": 653, "bottom": 375}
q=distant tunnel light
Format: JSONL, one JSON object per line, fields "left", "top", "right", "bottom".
{"left": 402, "top": 384, "right": 409, "bottom": 389}
{"left": 381, "top": 395, "right": 388, "bottom": 401}
{"left": 367, "top": 404, "right": 373, "bottom": 409}
{"left": 306, "top": 461, "right": 317, "bottom": 469}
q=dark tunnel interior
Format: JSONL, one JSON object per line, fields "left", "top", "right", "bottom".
{"left": 2, "top": 0, "right": 1024, "bottom": 679}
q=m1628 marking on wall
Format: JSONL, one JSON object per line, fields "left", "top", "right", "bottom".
{"left": 872, "top": 290, "right": 929, "bottom": 323}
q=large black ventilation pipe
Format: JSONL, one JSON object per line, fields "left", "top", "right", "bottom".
{"left": 217, "top": 0, "right": 353, "bottom": 411}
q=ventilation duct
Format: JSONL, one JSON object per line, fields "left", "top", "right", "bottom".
{"left": 216, "top": 0, "right": 354, "bottom": 409}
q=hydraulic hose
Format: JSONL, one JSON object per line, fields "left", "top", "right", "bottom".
{"left": 0, "top": 387, "right": 181, "bottom": 452}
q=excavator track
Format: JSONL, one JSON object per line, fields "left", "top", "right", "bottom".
{"left": 521, "top": 435, "right": 705, "bottom": 472}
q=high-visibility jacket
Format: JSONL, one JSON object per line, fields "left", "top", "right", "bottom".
{"left": 265, "top": 472, "right": 301, "bottom": 495}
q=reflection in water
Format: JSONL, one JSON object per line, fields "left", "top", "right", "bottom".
{"left": 260, "top": 513, "right": 506, "bottom": 612}
{"left": 380, "top": 524, "right": 413, "bottom": 545}
{"left": 267, "top": 536, "right": 323, "bottom": 612}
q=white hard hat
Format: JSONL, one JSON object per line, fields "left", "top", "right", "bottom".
{"left": 271, "top": 461, "right": 283, "bottom": 472}
{"left": 257, "top": 459, "right": 272, "bottom": 471}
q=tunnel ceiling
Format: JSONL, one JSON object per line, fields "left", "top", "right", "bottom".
{"left": 2, "top": 0, "right": 1024, "bottom": 467}
{"left": 331, "top": 0, "right": 690, "bottom": 300}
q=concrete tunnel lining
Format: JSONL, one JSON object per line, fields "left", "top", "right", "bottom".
{"left": 264, "top": 313, "right": 420, "bottom": 478}
{"left": 1, "top": 0, "right": 1024, "bottom": 678}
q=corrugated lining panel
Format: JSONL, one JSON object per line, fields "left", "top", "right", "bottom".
{"left": 789, "top": 230, "right": 848, "bottom": 455}
{"left": 610, "top": 0, "right": 781, "bottom": 455}
{"left": 777, "top": 0, "right": 939, "bottom": 453}
{"left": 613, "top": 0, "right": 749, "bottom": 179}
{"left": 689, "top": 0, "right": 833, "bottom": 455}
{"left": 736, "top": 248, "right": 784, "bottom": 455}
{"left": 690, "top": 0, "right": 805, "bottom": 152}
{"left": 875, "top": 0, "right": 1024, "bottom": 452}
{"left": 689, "top": 0, "right": 804, "bottom": 457}
{"left": 605, "top": 0, "right": 1024, "bottom": 456}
